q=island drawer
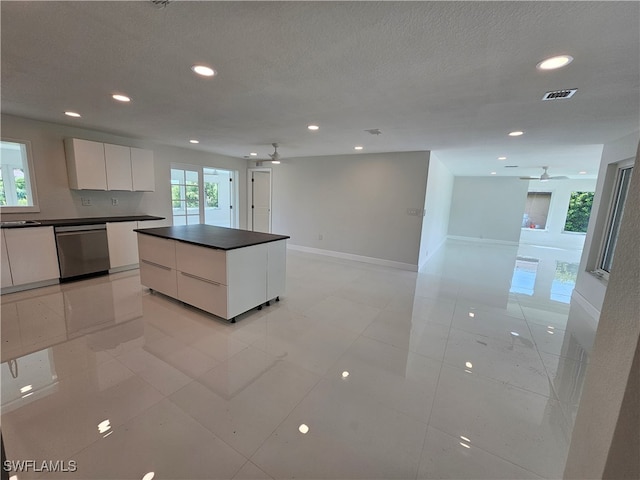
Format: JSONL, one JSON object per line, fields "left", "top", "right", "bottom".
{"left": 137, "top": 234, "right": 176, "bottom": 269}
{"left": 175, "top": 241, "right": 226, "bottom": 285}
{"left": 177, "top": 271, "right": 228, "bottom": 319}
{"left": 139, "top": 260, "right": 177, "bottom": 297}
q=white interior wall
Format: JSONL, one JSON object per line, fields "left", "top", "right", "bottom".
{"left": 520, "top": 178, "right": 597, "bottom": 249}
{"left": 0, "top": 114, "right": 248, "bottom": 228}
{"left": 418, "top": 152, "right": 453, "bottom": 267}
{"left": 564, "top": 139, "right": 640, "bottom": 480}
{"left": 270, "top": 151, "right": 429, "bottom": 267}
{"left": 447, "top": 176, "right": 529, "bottom": 244}
{"left": 573, "top": 131, "right": 639, "bottom": 314}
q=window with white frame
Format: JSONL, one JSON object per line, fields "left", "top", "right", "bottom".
{"left": 170, "top": 164, "right": 237, "bottom": 227}
{"left": 597, "top": 164, "right": 633, "bottom": 277}
{"left": 0, "top": 139, "right": 40, "bottom": 212}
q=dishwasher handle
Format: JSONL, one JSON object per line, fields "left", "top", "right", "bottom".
{"left": 55, "top": 224, "right": 107, "bottom": 233}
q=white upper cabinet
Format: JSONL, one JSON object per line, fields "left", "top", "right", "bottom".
{"left": 105, "top": 144, "right": 133, "bottom": 191}
{"left": 131, "top": 147, "right": 155, "bottom": 191}
{"left": 65, "top": 138, "right": 154, "bottom": 191}
{"left": 64, "top": 138, "right": 107, "bottom": 190}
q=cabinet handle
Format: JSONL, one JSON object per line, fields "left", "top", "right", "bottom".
{"left": 141, "top": 259, "right": 171, "bottom": 271}
{"left": 180, "top": 271, "right": 222, "bottom": 286}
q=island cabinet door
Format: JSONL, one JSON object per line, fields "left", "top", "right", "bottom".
{"left": 175, "top": 242, "right": 226, "bottom": 285}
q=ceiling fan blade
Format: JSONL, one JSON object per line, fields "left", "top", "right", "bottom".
{"left": 519, "top": 176, "right": 539, "bottom": 180}
{"left": 549, "top": 176, "right": 570, "bottom": 180}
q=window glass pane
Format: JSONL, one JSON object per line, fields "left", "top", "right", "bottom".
{"left": 0, "top": 140, "right": 35, "bottom": 208}
{"left": 172, "top": 215, "right": 186, "bottom": 226}
{"left": 523, "top": 192, "right": 551, "bottom": 229}
{"left": 564, "top": 191, "right": 595, "bottom": 233}
{"left": 186, "top": 215, "right": 200, "bottom": 225}
{"left": 205, "top": 182, "right": 219, "bottom": 208}
{"left": 186, "top": 185, "right": 199, "bottom": 207}
{"left": 186, "top": 170, "right": 199, "bottom": 184}
{"left": 601, "top": 167, "right": 633, "bottom": 273}
{"left": 0, "top": 169, "right": 5, "bottom": 206}
{"left": 170, "top": 169, "right": 184, "bottom": 184}
{"left": 172, "top": 200, "right": 186, "bottom": 216}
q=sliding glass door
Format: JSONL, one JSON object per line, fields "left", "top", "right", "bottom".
{"left": 171, "top": 164, "right": 237, "bottom": 227}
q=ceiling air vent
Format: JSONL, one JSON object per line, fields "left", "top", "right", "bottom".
{"left": 504, "top": 165, "right": 519, "bottom": 168}
{"left": 150, "top": 0, "right": 171, "bottom": 8}
{"left": 365, "top": 129, "right": 382, "bottom": 135}
{"left": 542, "top": 89, "right": 577, "bottom": 101}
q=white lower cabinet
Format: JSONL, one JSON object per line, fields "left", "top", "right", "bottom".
{"left": 1, "top": 230, "right": 14, "bottom": 288}
{"left": 107, "top": 221, "right": 139, "bottom": 269}
{"left": 1, "top": 227, "right": 60, "bottom": 290}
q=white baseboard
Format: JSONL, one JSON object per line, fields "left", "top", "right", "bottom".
{"left": 447, "top": 235, "right": 519, "bottom": 246}
{"left": 287, "top": 244, "right": 418, "bottom": 272}
{"left": 571, "top": 290, "right": 601, "bottom": 329}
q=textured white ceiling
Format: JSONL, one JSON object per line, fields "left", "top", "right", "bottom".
{"left": 2, "top": 1, "right": 638, "bottom": 178}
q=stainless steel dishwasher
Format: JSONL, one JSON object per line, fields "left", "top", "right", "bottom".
{"left": 55, "top": 224, "right": 110, "bottom": 280}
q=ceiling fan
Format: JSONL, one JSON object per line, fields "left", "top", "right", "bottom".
{"left": 268, "top": 143, "right": 281, "bottom": 164}
{"left": 519, "top": 166, "right": 568, "bottom": 181}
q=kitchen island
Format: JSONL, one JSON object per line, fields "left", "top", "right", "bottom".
{"left": 135, "top": 225, "right": 289, "bottom": 323}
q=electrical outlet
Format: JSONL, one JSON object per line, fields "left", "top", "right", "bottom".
{"left": 81, "top": 197, "right": 92, "bottom": 206}
{"left": 111, "top": 198, "right": 118, "bottom": 206}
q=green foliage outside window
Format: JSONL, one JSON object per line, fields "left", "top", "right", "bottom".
{"left": 205, "top": 182, "right": 219, "bottom": 208}
{"left": 171, "top": 182, "right": 218, "bottom": 209}
{"left": 564, "top": 191, "right": 594, "bottom": 233}
{"left": 0, "top": 176, "right": 27, "bottom": 206}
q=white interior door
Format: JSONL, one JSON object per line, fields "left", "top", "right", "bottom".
{"left": 249, "top": 169, "right": 272, "bottom": 233}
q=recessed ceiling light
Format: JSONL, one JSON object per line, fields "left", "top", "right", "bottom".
{"left": 65, "top": 111, "right": 81, "bottom": 118}
{"left": 498, "top": 156, "right": 507, "bottom": 160}
{"left": 112, "top": 94, "right": 131, "bottom": 102}
{"left": 307, "top": 125, "right": 319, "bottom": 131}
{"left": 250, "top": 152, "right": 258, "bottom": 156}
{"left": 191, "top": 64, "right": 216, "bottom": 77}
{"left": 490, "top": 171, "right": 497, "bottom": 175}
{"left": 537, "top": 55, "right": 574, "bottom": 70}
{"left": 579, "top": 171, "right": 587, "bottom": 175}
{"left": 354, "top": 146, "right": 364, "bottom": 150}
{"left": 508, "top": 131, "right": 524, "bottom": 137}
{"left": 189, "top": 139, "right": 199, "bottom": 144}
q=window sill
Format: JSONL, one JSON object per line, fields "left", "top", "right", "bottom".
{"left": 521, "top": 228, "right": 548, "bottom": 232}
{"left": 561, "top": 231, "right": 587, "bottom": 236}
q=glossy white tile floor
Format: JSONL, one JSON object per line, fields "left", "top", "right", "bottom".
{"left": 1, "top": 240, "right": 597, "bottom": 479}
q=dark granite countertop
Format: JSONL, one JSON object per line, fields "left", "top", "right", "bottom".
{"left": 135, "top": 224, "right": 290, "bottom": 250}
{"left": 0, "top": 215, "right": 164, "bottom": 228}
